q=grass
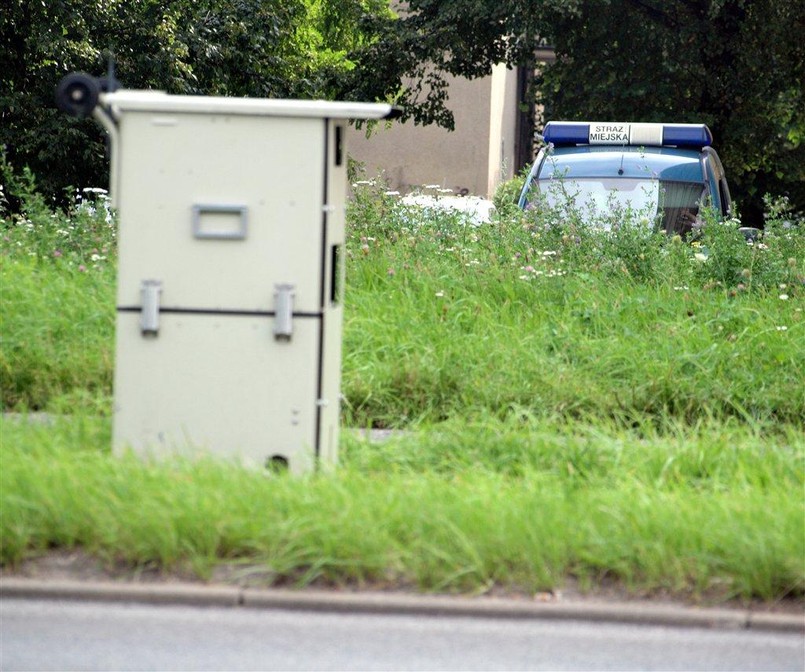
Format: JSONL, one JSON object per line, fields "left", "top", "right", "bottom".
{"left": 344, "top": 269, "right": 803, "bottom": 426}
{"left": 1, "top": 170, "right": 803, "bottom": 602}
{"left": 342, "top": 185, "right": 804, "bottom": 427}
{"left": 0, "top": 258, "right": 114, "bottom": 412}
{"left": 2, "top": 413, "right": 802, "bottom": 600}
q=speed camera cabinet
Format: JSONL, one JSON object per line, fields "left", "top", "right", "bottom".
{"left": 95, "top": 92, "right": 392, "bottom": 473}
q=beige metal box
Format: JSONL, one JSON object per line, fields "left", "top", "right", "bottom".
{"left": 92, "top": 91, "right": 392, "bottom": 473}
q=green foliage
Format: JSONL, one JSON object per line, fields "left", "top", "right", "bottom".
{"left": 3, "top": 175, "right": 802, "bottom": 421}
{"left": 1, "top": 153, "right": 117, "bottom": 268}
{"left": 343, "top": 184, "right": 804, "bottom": 427}
{"left": 2, "top": 187, "right": 803, "bottom": 601}
{"left": 386, "top": 0, "right": 804, "bottom": 226}
{"left": 492, "top": 171, "right": 527, "bottom": 218}
{"left": 0, "top": 0, "right": 404, "bottom": 206}
{"left": 4, "top": 0, "right": 802, "bottom": 228}
{"left": 0, "top": 157, "right": 116, "bottom": 412}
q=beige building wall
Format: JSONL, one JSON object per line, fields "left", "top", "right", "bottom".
{"left": 348, "top": 64, "right": 521, "bottom": 198}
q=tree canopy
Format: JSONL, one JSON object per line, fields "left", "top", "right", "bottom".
{"left": 383, "top": 0, "right": 804, "bottom": 224}
{"left": 2, "top": 0, "right": 802, "bottom": 224}
{"left": 0, "top": 0, "right": 398, "bottom": 203}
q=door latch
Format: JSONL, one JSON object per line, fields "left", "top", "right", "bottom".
{"left": 140, "top": 280, "right": 162, "bottom": 336}
{"left": 273, "top": 284, "right": 295, "bottom": 341}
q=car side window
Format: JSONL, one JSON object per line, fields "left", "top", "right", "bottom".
{"left": 704, "top": 157, "right": 723, "bottom": 215}
{"left": 703, "top": 148, "right": 732, "bottom": 217}
{"left": 718, "top": 178, "right": 732, "bottom": 216}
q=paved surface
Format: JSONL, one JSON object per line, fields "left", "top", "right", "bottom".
{"left": 3, "top": 596, "right": 804, "bottom": 671}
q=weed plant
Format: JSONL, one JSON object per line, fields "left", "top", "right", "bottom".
{"left": 1, "top": 155, "right": 116, "bottom": 270}
{"left": 1, "top": 158, "right": 116, "bottom": 412}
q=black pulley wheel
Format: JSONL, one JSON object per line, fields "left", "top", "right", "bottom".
{"left": 55, "top": 73, "right": 100, "bottom": 118}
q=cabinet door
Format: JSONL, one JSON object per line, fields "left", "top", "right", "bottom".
{"left": 113, "top": 311, "right": 320, "bottom": 474}
{"left": 115, "top": 113, "right": 327, "bottom": 313}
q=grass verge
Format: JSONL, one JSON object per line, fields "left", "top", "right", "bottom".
{"left": 2, "top": 413, "right": 802, "bottom": 602}
{"left": 2, "top": 176, "right": 803, "bottom": 603}
{"left": 0, "top": 258, "right": 114, "bottom": 412}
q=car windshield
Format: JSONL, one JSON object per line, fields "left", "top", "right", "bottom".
{"left": 530, "top": 178, "right": 706, "bottom": 233}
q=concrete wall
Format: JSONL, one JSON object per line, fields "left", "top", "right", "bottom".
{"left": 347, "top": 64, "right": 520, "bottom": 198}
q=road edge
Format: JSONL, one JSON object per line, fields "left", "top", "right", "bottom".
{"left": 1, "top": 577, "right": 802, "bottom": 633}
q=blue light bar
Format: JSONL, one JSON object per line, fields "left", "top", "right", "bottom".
{"left": 543, "top": 122, "right": 713, "bottom": 148}
{"left": 661, "top": 124, "right": 713, "bottom": 147}
{"left": 543, "top": 122, "right": 591, "bottom": 145}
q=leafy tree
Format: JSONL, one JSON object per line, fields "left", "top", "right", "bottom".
{"left": 3, "top": 0, "right": 802, "bottom": 225}
{"left": 0, "top": 0, "right": 400, "bottom": 206}
{"left": 383, "top": 0, "right": 804, "bottom": 225}
{"left": 346, "top": 0, "right": 564, "bottom": 129}
{"left": 533, "top": 0, "right": 805, "bottom": 225}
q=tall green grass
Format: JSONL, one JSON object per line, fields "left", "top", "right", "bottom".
{"left": 2, "top": 174, "right": 803, "bottom": 425}
{"left": 1, "top": 171, "right": 803, "bottom": 601}
{"left": 343, "top": 185, "right": 804, "bottom": 427}
{"left": 0, "top": 259, "right": 114, "bottom": 412}
{"left": 1, "top": 162, "right": 116, "bottom": 413}
{"left": 2, "top": 414, "right": 802, "bottom": 600}
{"left": 344, "top": 270, "right": 803, "bottom": 426}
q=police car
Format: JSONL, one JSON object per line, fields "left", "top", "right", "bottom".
{"left": 518, "top": 121, "right": 734, "bottom": 235}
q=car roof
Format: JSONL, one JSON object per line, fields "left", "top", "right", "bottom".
{"left": 538, "top": 146, "right": 704, "bottom": 183}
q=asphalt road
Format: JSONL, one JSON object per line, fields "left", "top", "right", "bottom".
{"left": 2, "top": 598, "right": 803, "bottom": 671}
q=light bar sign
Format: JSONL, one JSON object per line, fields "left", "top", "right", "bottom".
{"left": 543, "top": 121, "right": 712, "bottom": 147}
{"left": 588, "top": 123, "right": 629, "bottom": 144}
{"left": 587, "top": 123, "right": 665, "bottom": 146}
